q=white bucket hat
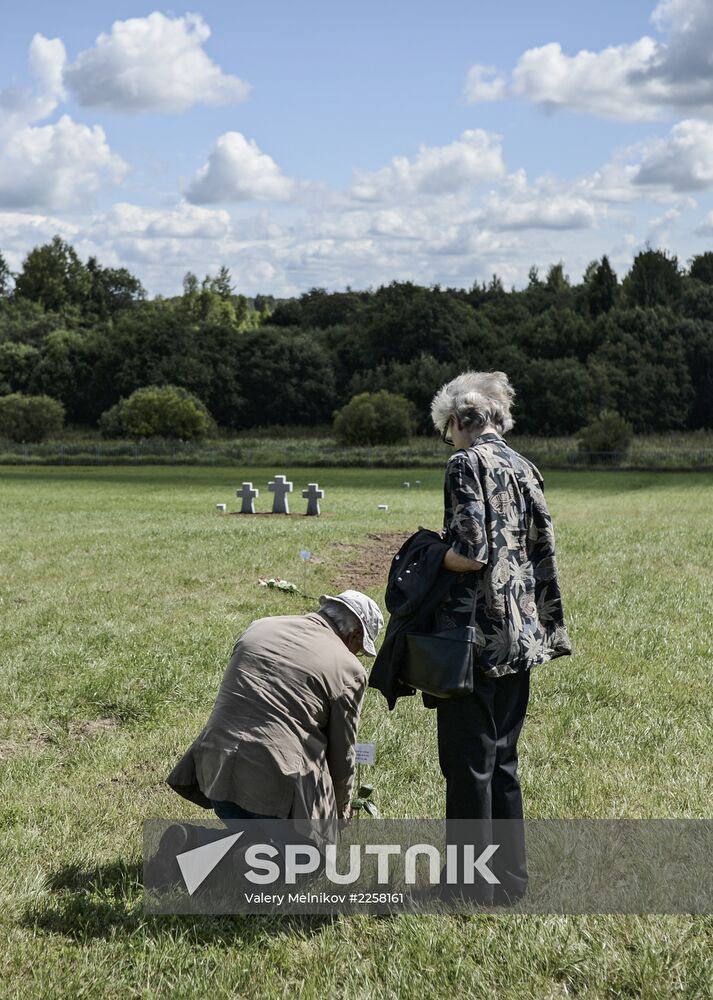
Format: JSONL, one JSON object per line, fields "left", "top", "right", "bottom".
{"left": 318, "top": 590, "right": 384, "bottom": 656}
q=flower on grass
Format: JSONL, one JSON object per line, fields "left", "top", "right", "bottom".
{"left": 258, "top": 578, "right": 298, "bottom": 593}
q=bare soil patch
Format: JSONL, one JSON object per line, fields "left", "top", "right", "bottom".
{"left": 219, "top": 511, "right": 333, "bottom": 518}
{"left": 329, "top": 530, "right": 412, "bottom": 592}
{"left": 69, "top": 718, "right": 119, "bottom": 740}
{"left": 0, "top": 731, "right": 54, "bottom": 760}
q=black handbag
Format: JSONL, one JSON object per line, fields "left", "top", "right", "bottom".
{"left": 401, "top": 603, "right": 479, "bottom": 699}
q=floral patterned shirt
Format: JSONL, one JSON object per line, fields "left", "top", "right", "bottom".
{"left": 437, "top": 432, "right": 571, "bottom": 677}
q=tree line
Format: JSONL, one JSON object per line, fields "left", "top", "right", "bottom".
{"left": 1, "top": 235, "right": 712, "bottom": 437}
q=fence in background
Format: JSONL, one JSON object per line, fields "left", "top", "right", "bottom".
{"left": 1, "top": 439, "right": 713, "bottom": 471}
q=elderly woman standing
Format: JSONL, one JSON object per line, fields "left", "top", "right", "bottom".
{"left": 430, "top": 371, "right": 571, "bottom": 904}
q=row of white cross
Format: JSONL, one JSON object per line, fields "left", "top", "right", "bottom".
{"left": 236, "top": 475, "right": 324, "bottom": 516}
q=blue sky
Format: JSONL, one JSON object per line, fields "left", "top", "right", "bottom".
{"left": 2, "top": 0, "right": 713, "bottom": 295}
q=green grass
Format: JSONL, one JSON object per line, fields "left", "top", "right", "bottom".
{"left": 1, "top": 466, "right": 712, "bottom": 999}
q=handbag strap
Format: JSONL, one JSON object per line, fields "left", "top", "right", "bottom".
{"left": 468, "top": 580, "right": 479, "bottom": 629}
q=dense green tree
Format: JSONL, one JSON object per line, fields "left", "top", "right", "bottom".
{"left": 681, "top": 279, "right": 713, "bottom": 322}
{"left": 210, "top": 266, "right": 233, "bottom": 300}
{"left": 527, "top": 266, "right": 542, "bottom": 289}
{"left": 688, "top": 252, "right": 713, "bottom": 286}
{"left": 182, "top": 272, "right": 199, "bottom": 297}
{"left": 269, "top": 287, "right": 367, "bottom": 329}
{"left": 29, "top": 329, "right": 89, "bottom": 419}
{"left": 477, "top": 288, "right": 531, "bottom": 332}
{"left": 2, "top": 234, "right": 711, "bottom": 437}
{"left": 623, "top": 248, "right": 682, "bottom": 308}
{"left": 512, "top": 358, "right": 597, "bottom": 435}
{"left": 586, "top": 256, "right": 618, "bottom": 317}
{"left": 0, "top": 342, "right": 40, "bottom": 394}
{"left": 349, "top": 355, "right": 460, "bottom": 433}
{"left": 0, "top": 297, "right": 65, "bottom": 346}
{"left": 86, "top": 257, "right": 145, "bottom": 319}
{"left": 226, "top": 327, "right": 337, "bottom": 429}
{"left": 514, "top": 307, "right": 602, "bottom": 362}
{"left": 176, "top": 270, "right": 249, "bottom": 328}
{"left": 545, "top": 262, "right": 570, "bottom": 293}
{"left": 14, "top": 237, "right": 91, "bottom": 313}
{"left": 359, "top": 282, "right": 480, "bottom": 365}
{"left": 0, "top": 252, "right": 13, "bottom": 297}
{"left": 588, "top": 308, "right": 693, "bottom": 431}
{"left": 582, "top": 260, "right": 599, "bottom": 285}
{"left": 678, "top": 318, "right": 713, "bottom": 429}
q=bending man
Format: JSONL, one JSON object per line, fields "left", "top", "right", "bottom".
{"left": 167, "top": 590, "right": 383, "bottom": 836}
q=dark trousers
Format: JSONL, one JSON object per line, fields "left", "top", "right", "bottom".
{"left": 211, "top": 799, "right": 276, "bottom": 821}
{"left": 436, "top": 667, "right": 530, "bottom": 901}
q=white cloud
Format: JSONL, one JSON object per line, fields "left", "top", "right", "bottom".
{"left": 476, "top": 171, "right": 601, "bottom": 231}
{"left": 694, "top": 211, "right": 713, "bottom": 235}
{"left": 463, "top": 66, "right": 507, "bottom": 103}
{"left": 0, "top": 32, "right": 126, "bottom": 211}
{"left": 29, "top": 33, "right": 66, "bottom": 102}
{"left": 0, "top": 115, "right": 127, "bottom": 211}
{"left": 644, "top": 205, "right": 682, "bottom": 245}
{"left": 185, "top": 132, "right": 295, "bottom": 204}
{"left": 465, "top": 0, "right": 713, "bottom": 121}
{"left": 349, "top": 130, "right": 506, "bottom": 202}
{"left": 0, "top": 211, "right": 79, "bottom": 271}
{"left": 577, "top": 162, "right": 641, "bottom": 204}
{"left": 95, "top": 201, "right": 232, "bottom": 240}
{"left": 145, "top": 205, "right": 231, "bottom": 240}
{"left": 634, "top": 119, "right": 713, "bottom": 190}
{"left": 0, "top": 33, "right": 66, "bottom": 138}
{"left": 510, "top": 38, "right": 663, "bottom": 121}
{"left": 64, "top": 12, "right": 250, "bottom": 113}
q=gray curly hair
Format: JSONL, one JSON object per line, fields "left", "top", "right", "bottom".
{"left": 431, "top": 371, "right": 515, "bottom": 436}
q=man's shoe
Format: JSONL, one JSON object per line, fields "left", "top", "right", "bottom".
{"left": 145, "top": 823, "right": 204, "bottom": 890}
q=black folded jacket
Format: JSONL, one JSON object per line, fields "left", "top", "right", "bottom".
{"left": 368, "top": 527, "right": 454, "bottom": 710}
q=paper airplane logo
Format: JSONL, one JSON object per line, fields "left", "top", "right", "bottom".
{"left": 176, "top": 831, "right": 244, "bottom": 895}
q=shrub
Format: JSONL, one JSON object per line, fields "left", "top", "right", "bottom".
{"left": 333, "top": 390, "right": 413, "bottom": 445}
{"left": 0, "top": 392, "right": 65, "bottom": 442}
{"left": 577, "top": 410, "right": 633, "bottom": 460}
{"left": 98, "top": 399, "right": 128, "bottom": 439}
{"left": 110, "top": 385, "right": 214, "bottom": 440}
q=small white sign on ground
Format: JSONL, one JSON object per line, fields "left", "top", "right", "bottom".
{"left": 355, "top": 742, "right": 376, "bottom": 765}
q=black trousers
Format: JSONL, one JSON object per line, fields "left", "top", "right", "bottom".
{"left": 436, "top": 667, "right": 530, "bottom": 900}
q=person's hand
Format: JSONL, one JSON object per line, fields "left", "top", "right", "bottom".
{"left": 442, "top": 547, "right": 484, "bottom": 573}
{"left": 339, "top": 804, "right": 353, "bottom": 829}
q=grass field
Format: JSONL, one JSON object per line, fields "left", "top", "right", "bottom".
{"left": 1, "top": 465, "right": 712, "bottom": 999}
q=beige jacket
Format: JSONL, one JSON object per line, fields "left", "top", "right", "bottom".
{"left": 167, "top": 613, "right": 366, "bottom": 827}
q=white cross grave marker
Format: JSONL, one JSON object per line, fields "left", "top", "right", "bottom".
{"left": 302, "top": 482, "right": 324, "bottom": 516}
{"left": 268, "top": 474, "right": 293, "bottom": 514}
{"left": 236, "top": 482, "right": 259, "bottom": 514}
